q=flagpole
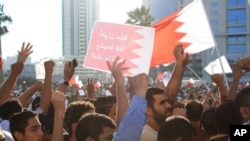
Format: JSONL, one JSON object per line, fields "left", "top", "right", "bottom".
{"left": 186, "top": 65, "right": 210, "bottom": 91}
{"left": 213, "top": 45, "right": 230, "bottom": 89}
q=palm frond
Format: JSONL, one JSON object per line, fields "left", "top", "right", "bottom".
{"left": 125, "top": 5, "right": 154, "bottom": 27}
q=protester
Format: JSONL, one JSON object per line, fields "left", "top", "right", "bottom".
{"left": 9, "top": 110, "right": 43, "bottom": 141}
{"left": 185, "top": 100, "right": 207, "bottom": 141}
{"left": 157, "top": 115, "right": 196, "bottom": 141}
{"left": 1, "top": 37, "right": 250, "bottom": 141}
{"left": 75, "top": 113, "right": 115, "bottom": 141}
{"left": 140, "top": 44, "right": 189, "bottom": 141}
{"left": 200, "top": 108, "right": 217, "bottom": 141}
{"left": 64, "top": 100, "right": 95, "bottom": 141}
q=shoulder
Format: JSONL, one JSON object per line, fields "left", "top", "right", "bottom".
{"left": 141, "top": 125, "right": 158, "bottom": 141}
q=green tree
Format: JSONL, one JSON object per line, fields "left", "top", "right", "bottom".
{"left": 0, "top": 3, "right": 12, "bottom": 83}
{"left": 125, "top": 5, "right": 154, "bottom": 26}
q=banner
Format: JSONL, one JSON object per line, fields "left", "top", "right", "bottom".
{"left": 83, "top": 21, "right": 155, "bottom": 76}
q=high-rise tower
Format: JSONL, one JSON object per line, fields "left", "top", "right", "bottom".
{"left": 62, "top": 0, "right": 100, "bottom": 78}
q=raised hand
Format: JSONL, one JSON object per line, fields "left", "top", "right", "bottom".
{"left": 211, "top": 73, "right": 224, "bottom": 84}
{"left": 231, "top": 63, "right": 244, "bottom": 80}
{"left": 107, "top": 56, "right": 129, "bottom": 129}
{"left": 17, "top": 42, "right": 33, "bottom": 63}
{"left": 44, "top": 60, "right": 55, "bottom": 74}
{"left": 173, "top": 44, "right": 189, "bottom": 66}
{"left": 63, "top": 60, "right": 76, "bottom": 81}
{"left": 51, "top": 90, "right": 66, "bottom": 114}
{"left": 237, "top": 57, "right": 250, "bottom": 71}
{"left": 107, "top": 56, "right": 129, "bottom": 81}
{"left": 128, "top": 73, "right": 148, "bottom": 98}
{"left": 87, "top": 78, "right": 95, "bottom": 99}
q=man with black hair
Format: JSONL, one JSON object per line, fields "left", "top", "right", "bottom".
{"left": 157, "top": 116, "right": 196, "bottom": 141}
{"left": 9, "top": 111, "right": 43, "bottom": 141}
{"left": 185, "top": 100, "right": 207, "bottom": 141}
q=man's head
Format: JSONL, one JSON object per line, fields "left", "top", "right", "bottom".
{"left": 215, "top": 100, "right": 242, "bottom": 134}
{"left": 0, "top": 98, "right": 22, "bottom": 120}
{"left": 75, "top": 113, "right": 116, "bottom": 141}
{"left": 157, "top": 116, "right": 196, "bottom": 141}
{"left": 145, "top": 87, "right": 172, "bottom": 125}
{"left": 200, "top": 108, "right": 217, "bottom": 136}
{"left": 9, "top": 111, "right": 43, "bottom": 141}
{"left": 234, "top": 87, "right": 250, "bottom": 122}
{"left": 184, "top": 100, "right": 203, "bottom": 122}
{"left": 94, "top": 96, "right": 117, "bottom": 121}
{"left": 64, "top": 100, "right": 95, "bottom": 137}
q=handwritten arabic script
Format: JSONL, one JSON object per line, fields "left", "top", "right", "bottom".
{"left": 89, "top": 29, "right": 129, "bottom": 62}
{"left": 83, "top": 21, "right": 155, "bottom": 76}
{"left": 99, "top": 30, "right": 128, "bottom": 41}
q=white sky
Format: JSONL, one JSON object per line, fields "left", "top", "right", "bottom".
{"left": 1, "top": 0, "right": 142, "bottom": 62}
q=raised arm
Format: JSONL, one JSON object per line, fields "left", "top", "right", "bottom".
{"left": 164, "top": 44, "right": 189, "bottom": 105}
{"left": 107, "top": 56, "right": 129, "bottom": 129}
{"left": 201, "top": 90, "right": 212, "bottom": 111}
{"left": 0, "top": 42, "right": 33, "bottom": 105}
{"left": 17, "top": 80, "right": 43, "bottom": 107}
{"left": 87, "top": 78, "right": 95, "bottom": 99}
{"left": 211, "top": 73, "right": 228, "bottom": 103}
{"left": 51, "top": 90, "right": 66, "bottom": 141}
{"left": 227, "top": 62, "right": 244, "bottom": 100}
{"left": 237, "top": 57, "right": 250, "bottom": 71}
{"left": 39, "top": 60, "right": 55, "bottom": 113}
{"left": 58, "top": 60, "right": 76, "bottom": 93}
{"left": 114, "top": 73, "right": 148, "bottom": 141}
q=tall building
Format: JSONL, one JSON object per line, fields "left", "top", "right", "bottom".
{"left": 142, "top": 0, "right": 178, "bottom": 24}
{"left": 143, "top": 0, "right": 250, "bottom": 83}
{"left": 62, "top": 0, "right": 100, "bottom": 79}
{"left": 202, "top": 0, "right": 250, "bottom": 83}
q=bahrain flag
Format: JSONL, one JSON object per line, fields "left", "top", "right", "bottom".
{"left": 150, "top": 0, "right": 216, "bottom": 67}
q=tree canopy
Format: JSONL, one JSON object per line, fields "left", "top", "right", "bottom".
{"left": 125, "top": 5, "right": 154, "bottom": 27}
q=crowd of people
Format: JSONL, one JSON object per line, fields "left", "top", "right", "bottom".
{"left": 0, "top": 42, "right": 250, "bottom": 141}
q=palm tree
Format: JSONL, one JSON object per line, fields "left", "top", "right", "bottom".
{"left": 125, "top": 5, "right": 154, "bottom": 26}
{"left": 0, "top": 3, "right": 12, "bottom": 83}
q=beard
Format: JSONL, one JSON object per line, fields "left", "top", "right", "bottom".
{"left": 152, "top": 107, "right": 173, "bottom": 125}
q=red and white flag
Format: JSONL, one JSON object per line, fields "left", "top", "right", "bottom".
{"left": 150, "top": 0, "right": 216, "bottom": 67}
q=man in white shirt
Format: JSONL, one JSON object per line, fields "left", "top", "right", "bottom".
{"left": 140, "top": 44, "right": 189, "bottom": 141}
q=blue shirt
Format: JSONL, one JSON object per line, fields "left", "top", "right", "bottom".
{"left": 114, "top": 95, "right": 147, "bottom": 141}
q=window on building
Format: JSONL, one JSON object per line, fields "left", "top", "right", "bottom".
{"left": 228, "top": 9, "right": 246, "bottom": 25}
{"left": 210, "top": 20, "right": 218, "bottom": 25}
{"left": 227, "top": 26, "right": 246, "bottom": 33}
{"left": 210, "top": 11, "right": 218, "bottom": 16}
{"left": 227, "top": 44, "right": 246, "bottom": 53}
{"left": 212, "top": 28, "right": 218, "bottom": 34}
{"left": 228, "top": 0, "right": 246, "bottom": 7}
{"left": 210, "top": 2, "right": 218, "bottom": 8}
{"left": 227, "top": 35, "right": 246, "bottom": 43}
